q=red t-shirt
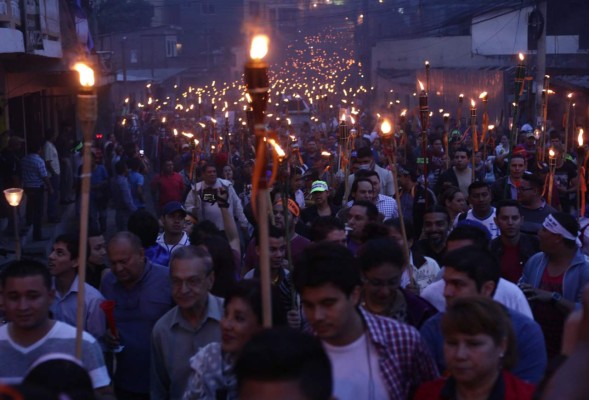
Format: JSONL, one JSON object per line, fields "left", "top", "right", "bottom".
{"left": 152, "top": 172, "right": 185, "bottom": 208}
{"left": 533, "top": 268, "right": 565, "bottom": 359}
{"left": 500, "top": 243, "right": 522, "bottom": 283}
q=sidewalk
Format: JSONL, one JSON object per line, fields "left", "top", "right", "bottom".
{"left": 0, "top": 203, "right": 76, "bottom": 264}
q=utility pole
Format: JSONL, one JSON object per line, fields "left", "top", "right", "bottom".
{"left": 535, "top": 1, "right": 547, "bottom": 126}
{"left": 121, "top": 36, "right": 127, "bottom": 83}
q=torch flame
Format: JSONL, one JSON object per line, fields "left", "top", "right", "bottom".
{"left": 350, "top": 116, "right": 356, "bottom": 125}
{"left": 549, "top": 149, "right": 556, "bottom": 158}
{"left": 194, "top": 139, "right": 199, "bottom": 146}
{"left": 380, "top": 120, "right": 392, "bottom": 135}
{"left": 488, "top": 125, "right": 495, "bottom": 130}
{"left": 418, "top": 80, "right": 425, "bottom": 92}
{"left": 471, "top": 99, "right": 476, "bottom": 108}
{"left": 443, "top": 113, "right": 450, "bottom": 118}
{"left": 225, "top": 111, "right": 229, "bottom": 118}
{"left": 321, "top": 151, "right": 332, "bottom": 157}
{"left": 425, "top": 60, "right": 430, "bottom": 67}
{"left": 568, "top": 93, "right": 573, "bottom": 99}
{"left": 250, "top": 35, "right": 269, "bottom": 60}
{"left": 73, "top": 63, "right": 95, "bottom": 87}
{"left": 518, "top": 53, "right": 524, "bottom": 61}
{"left": 401, "top": 109, "right": 407, "bottom": 117}
{"left": 579, "top": 129, "right": 584, "bottom": 147}
{"left": 268, "top": 138, "right": 286, "bottom": 159}
{"left": 478, "top": 91, "right": 488, "bottom": 99}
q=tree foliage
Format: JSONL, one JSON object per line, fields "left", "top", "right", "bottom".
{"left": 96, "top": 0, "right": 154, "bottom": 34}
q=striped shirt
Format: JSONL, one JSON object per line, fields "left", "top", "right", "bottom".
{"left": 0, "top": 320, "right": 110, "bottom": 388}
{"left": 21, "top": 153, "right": 48, "bottom": 188}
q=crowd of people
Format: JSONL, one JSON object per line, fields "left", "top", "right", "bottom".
{"left": 0, "top": 108, "right": 589, "bottom": 400}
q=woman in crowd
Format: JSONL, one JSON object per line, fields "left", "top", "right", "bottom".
{"left": 182, "top": 280, "right": 286, "bottom": 400}
{"left": 440, "top": 186, "right": 467, "bottom": 223}
{"left": 414, "top": 297, "right": 535, "bottom": 399}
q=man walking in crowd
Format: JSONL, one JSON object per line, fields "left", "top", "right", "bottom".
{"left": 43, "top": 129, "right": 61, "bottom": 223}
{"left": 155, "top": 201, "right": 191, "bottom": 266}
{"left": 420, "top": 222, "right": 533, "bottom": 318}
{"left": 420, "top": 246, "right": 547, "bottom": 383}
{"left": 435, "top": 147, "right": 473, "bottom": 196}
{"left": 455, "top": 181, "right": 499, "bottom": 239}
{"left": 518, "top": 173, "right": 557, "bottom": 235}
{"left": 235, "top": 328, "right": 333, "bottom": 400}
{"left": 346, "top": 200, "right": 379, "bottom": 254}
{"left": 21, "top": 140, "right": 53, "bottom": 241}
{"left": 243, "top": 198, "right": 309, "bottom": 274}
{"left": 346, "top": 146, "right": 395, "bottom": 197}
{"left": 413, "top": 206, "right": 450, "bottom": 265}
{"left": 48, "top": 233, "right": 106, "bottom": 341}
{"left": 491, "top": 154, "right": 527, "bottom": 203}
{"left": 301, "top": 180, "right": 339, "bottom": 225}
{"left": 151, "top": 159, "right": 185, "bottom": 213}
{"left": 86, "top": 230, "right": 108, "bottom": 290}
{"left": 293, "top": 242, "right": 438, "bottom": 399}
{"left": 101, "top": 231, "right": 173, "bottom": 399}
{"left": 490, "top": 200, "right": 539, "bottom": 283}
{"left": 111, "top": 160, "right": 137, "bottom": 232}
{"left": 519, "top": 212, "right": 589, "bottom": 359}
{"left": 184, "top": 162, "right": 248, "bottom": 233}
{"left": 309, "top": 216, "right": 347, "bottom": 245}
{"left": 347, "top": 170, "right": 398, "bottom": 221}
{"left": 398, "top": 166, "right": 436, "bottom": 239}
{"left": 151, "top": 246, "right": 223, "bottom": 400}
{"left": 0, "top": 260, "right": 111, "bottom": 392}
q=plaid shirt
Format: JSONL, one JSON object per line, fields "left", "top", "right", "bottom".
{"left": 346, "top": 194, "right": 398, "bottom": 221}
{"left": 359, "top": 307, "right": 439, "bottom": 399}
{"left": 375, "top": 194, "right": 398, "bottom": 221}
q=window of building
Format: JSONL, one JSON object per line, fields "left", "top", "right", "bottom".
{"left": 166, "top": 37, "right": 177, "bottom": 57}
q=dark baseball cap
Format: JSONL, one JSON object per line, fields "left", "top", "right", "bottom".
{"left": 161, "top": 201, "right": 187, "bottom": 216}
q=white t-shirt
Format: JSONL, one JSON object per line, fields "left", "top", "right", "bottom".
{"left": 453, "top": 208, "right": 499, "bottom": 239}
{"left": 323, "top": 334, "right": 389, "bottom": 400}
{"left": 0, "top": 321, "right": 110, "bottom": 388}
{"left": 420, "top": 275, "right": 533, "bottom": 319}
{"left": 43, "top": 141, "right": 60, "bottom": 175}
{"left": 401, "top": 253, "right": 441, "bottom": 293}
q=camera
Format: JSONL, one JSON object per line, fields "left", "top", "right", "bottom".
{"left": 202, "top": 187, "right": 217, "bottom": 204}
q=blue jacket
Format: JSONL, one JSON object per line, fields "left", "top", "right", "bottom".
{"left": 520, "top": 249, "right": 589, "bottom": 309}
{"left": 420, "top": 307, "right": 547, "bottom": 384}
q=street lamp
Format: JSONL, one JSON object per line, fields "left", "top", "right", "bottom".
{"left": 3, "top": 188, "right": 23, "bottom": 260}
